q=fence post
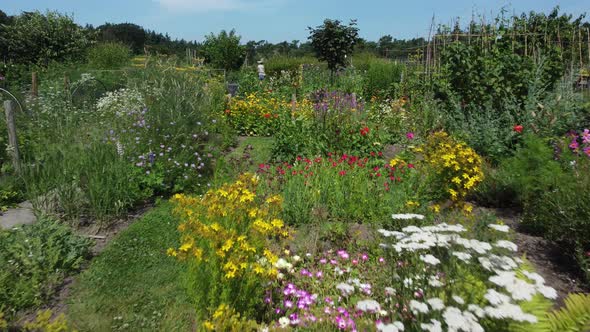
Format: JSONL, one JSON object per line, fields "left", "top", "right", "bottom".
{"left": 31, "top": 72, "right": 38, "bottom": 97}
{"left": 3, "top": 100, "right": 20, "bottom": 174}
{"left": 291, "top": 93, "right": 297, "bottom": 114}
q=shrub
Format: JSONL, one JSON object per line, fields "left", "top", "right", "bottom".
{"left": 87, "top": 42, "right": 131, "bottom": 69}
{"left": 169, "top": 173, "right": 290, "bottom": 322}
{"left": 418, "top": 131, "right": 484, "bottom": 207}
{"left": 0, "top": 218, "right": 91, "bottom": 317}
{"left": 264, "top": 55, "right": 317, "bottom": 77}
{"left": 363, "top": 59, "right": 403, "bottom": 99}
{"left": 520, "top": 132, "right": 590, "bottom": 281}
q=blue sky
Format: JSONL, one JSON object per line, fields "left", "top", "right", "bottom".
{"left": 2, "top": 1, "right": 588, "bottom": 43}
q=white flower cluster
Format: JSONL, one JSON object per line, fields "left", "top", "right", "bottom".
{"left": 392, "top": 213, "right": 425, "bottom": 220}
{"left": 96, "top": 88, "right": 145, "bottom": 116}
{"left": 379, "top": 215, "right": 557, "bottom": 328}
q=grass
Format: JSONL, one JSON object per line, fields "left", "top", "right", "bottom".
{"left": 66, "top": 201, "right": 195, "bottom": 332}
{"left": 213, "top": 136, "right": 274, "bottom": 185}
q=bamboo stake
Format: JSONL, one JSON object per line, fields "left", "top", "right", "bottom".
{"left": 579, "top": 28, "right": 583, "bottom": 66}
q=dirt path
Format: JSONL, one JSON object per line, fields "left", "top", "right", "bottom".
{"left": 480, "top": 207, "right": 587, "bottom": 305}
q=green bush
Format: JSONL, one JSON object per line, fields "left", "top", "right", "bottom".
{"left": 264, "top": 55, "right": 316, "bottom": 77}
{"left": 87, "top": 42, "right": 131, "bottom": 69}
{"left": 363, "top": 59, "right": 403, "bottom": 99}
{"left": 473, "top": 134, "right": 564, "bottom": 214}
{"left": 0, "top": 218, "right": 91, "bottom": 317}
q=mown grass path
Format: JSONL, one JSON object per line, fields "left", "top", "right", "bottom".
{"left": 66, "top": 202, "right": 195, "bottom": 331}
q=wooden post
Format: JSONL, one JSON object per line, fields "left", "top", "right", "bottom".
{"left": 3, "top": 100, "right": 20, "bottom": 174}
{"left": 31, "top": 72, "right": 38, "bottom": 97}
{"left": 64, "top": 75, "right": 70, "bottom": 92}
{"left": 291, "top": 93, "right": 297, "bottom": 114}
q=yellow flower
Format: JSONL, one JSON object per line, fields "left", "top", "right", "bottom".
{"left": 271, "top": 219, "right": 284, "bottom": 229}
{"left": 222, "top": 239, "right": 234, "bottom": 252}
{"left": 179, "top": 242, "right": 193, "bottom": 252}
{"left": 203, "top": 321, "right": 215, "bottom": 330}
{"left": 166, "top": 248, "right": 177, "bottom": 257}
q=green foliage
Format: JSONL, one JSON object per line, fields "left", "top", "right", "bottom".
{"left": 547, "top": 293, "right": 590, "bottom": 332}
{"left": 259, "top": 155, "right": 424, "bottom": 226}
{"left": 202, "top": 29, "right": 246, "bottom": 71}
{"left": 363, "top": 59, "right": 403, "bottom": 99}
{"left": 22, "top": 141, "right": 148, "bottom": 225}
{"left": 0, "top": 10, "right": 92, "bottom": 65}
{"left": 23, "top": 309, "right": 76, "bottom": 332}
{"left": 87, "top": 42, "right": 131, "bottom": 69}
{"left": 0, "top": 218, "right": 91, "bottom": 317}
{"left": 264, "top": 55, "right": 316, "bottom": 77}
{"left": 523, "top": 152, "right": 590, "bottom": 280}
{"left": 96, "top": 23, "right": 146, "bottom": 54}
{"left": 308, "top": 19, "right": 359, "bottom": 75}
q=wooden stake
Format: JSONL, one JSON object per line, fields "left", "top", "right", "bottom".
{"left": 31, "top": 72, "right": 38, "bottom": 97}
{"left": 291, "top": 93, "right": 297, "bottom": 114}
{"left": 3, "top": 100, "right": 20, "bottom": 174}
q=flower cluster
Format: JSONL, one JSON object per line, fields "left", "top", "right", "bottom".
{"left": 258, "top": 153, "right": 411, "bottom": 191}
{"left": 267, "top": 249, "right": 389, "bottom": 331}
{"left": 418, "top": 131, "right": 484, "bottom": 206}
{"left": 224, "top": 92, "right": 313, "bottom": 136}
{"left": 567, "top": 128, "right": 590, "bottom": 157}
{"left": 169, "top": 173, "right": 290, "bottom": 279}
{"left": 378, "top": 214, "right": 557, "bottom": 330}
{"left": 169, "top": 174, "right": 292, "bottom": 323}
{"left": 264, "top": 212, "right": 556, "bottom": 332}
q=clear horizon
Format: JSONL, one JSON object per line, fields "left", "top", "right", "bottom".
{"left": 2, "top": 1, "right": 588, "bottom": 43}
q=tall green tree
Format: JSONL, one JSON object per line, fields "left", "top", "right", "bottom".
{"left": 0, "top": 10, "right": 92, "bottom": 65}
{"left": 202, "top": 29, "right": 245, "bottom": 71}
{"left": 308, "top": 19, "right": 359, "bottom": 77}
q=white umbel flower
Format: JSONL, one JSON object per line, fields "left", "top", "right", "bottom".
{"left": 488, "top": 224, "right": 510, "bottom": 232}
{"left": 392, "top": 213, "right": 425, "bottom": 220}
{"left": 420, "top": 254, "right": 441, "bottom": 265}
{"left": 427, "top": 297, "right": 445, "bottom": 311}
{"left": 410, "top": 300, "right": 429, "bottom": 314}
{"left": 356, "top": 299, "right": 381, "bottom": 312}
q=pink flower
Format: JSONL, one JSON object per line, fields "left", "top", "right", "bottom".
{"left": 582, "top": 129, "right": 590, "bottom": 144}
{"left": 406, "top": 132, "right": 414, "bottom": 140}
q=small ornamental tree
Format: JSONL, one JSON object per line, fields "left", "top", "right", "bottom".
{"left": 202, "top": 29, "right": 246, "bottom": 72}
{"left": 308, "top": 19, "right": 359, "bottom": 80}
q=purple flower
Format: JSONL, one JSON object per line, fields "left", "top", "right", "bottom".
{"left": 406, "top": 132, "right": 415, "bottom": 140}
{"left": 284, "top": 300, "right": 293, "bottom": 308}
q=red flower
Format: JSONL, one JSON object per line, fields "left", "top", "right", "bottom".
{"left": 513, "top": 125, "right": 523, "bottom": 133}
{"left": 224, "top": 109, "right": 231, "bottom": 114}
{"left": 360, "top": 127, "right": 370, "bottom": 136}
{"left": 378, "top": 151, "right": 383, "bottom": 157}
{"left": 263, "top": 113, "right": 271, "bottom": 119}
{"left": 407, "top": 163, "right": 414, "bottom": 168}
{"left": 339, "top": 170, "right": 347, "bottom": 176}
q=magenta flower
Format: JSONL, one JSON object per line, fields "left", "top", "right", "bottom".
{"left": 406, "top": 132, "right": 415, "bottom": 140}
